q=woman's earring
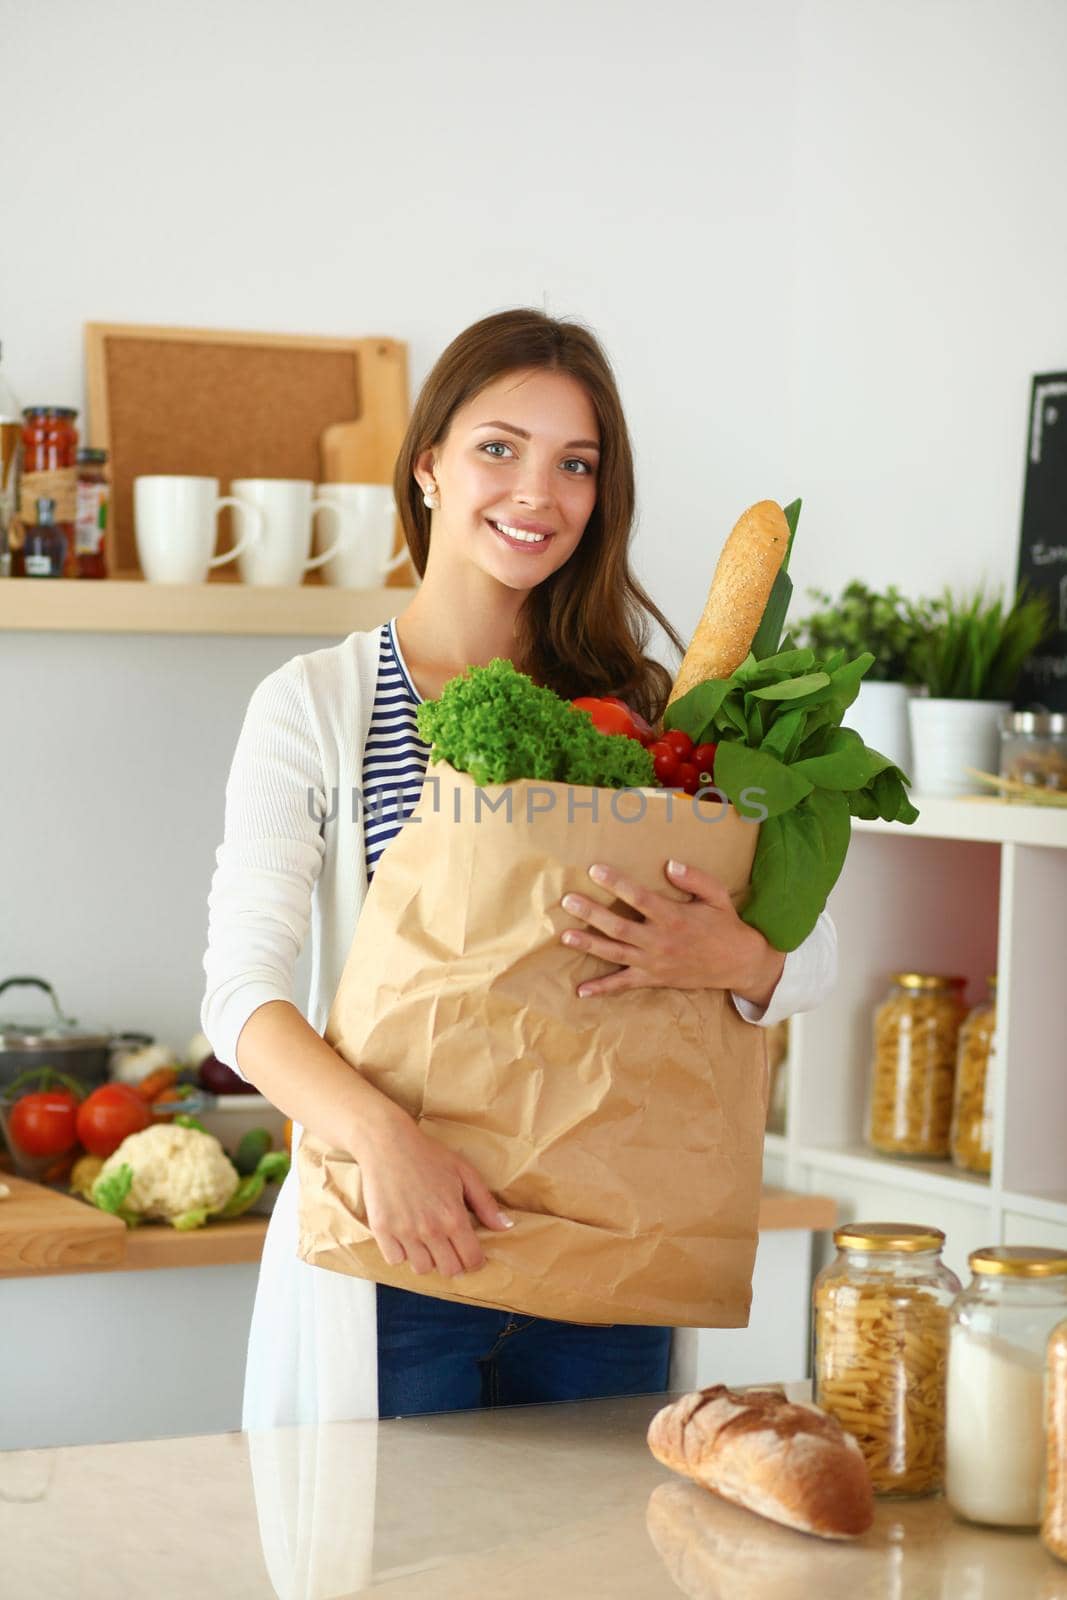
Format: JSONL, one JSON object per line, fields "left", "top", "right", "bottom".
{"left": 422, "top": 481, "right": 439, "bottom": 509}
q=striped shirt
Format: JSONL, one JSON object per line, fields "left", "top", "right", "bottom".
{"left": 361, "top": 617, "right": 431, "bottom": 883}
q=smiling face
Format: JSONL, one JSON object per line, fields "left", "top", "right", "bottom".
{"left": 414, "top": 367, "right": 601, "bottom": 591}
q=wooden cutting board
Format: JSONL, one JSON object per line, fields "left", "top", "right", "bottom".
{"left": 0, "top": 1173, "right": 125, "bottom": 1277}
{"left": 319, "top": 337, "right": 415, "bottom": 587}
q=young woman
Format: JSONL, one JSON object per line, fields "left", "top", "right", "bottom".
{"left": 201, "top": 308, "right": 837, "bottom": 1429}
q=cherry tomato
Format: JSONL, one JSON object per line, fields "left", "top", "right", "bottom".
{"left": 676, "top": 760, "right": 700, "bottom": 795}
{"left": 8, "top": 1090, "right": 80, "bottom": 1158}
{"left": 692, "top": 742, "right": 719, "bottom": 781}
{"left": 75, "top": 1083, "right": 151, "bottom": 1159}
{"left": 647, "top": 740, "right": 679, "bottom": 782}
{"left": 661, "top": 728, "right": 694, "bottom": 758}
{"left": 571, "top": 697, "right": 641, "bottom": 740}
{"left": 601, "top": 696, "right": 655, "bottom": 744}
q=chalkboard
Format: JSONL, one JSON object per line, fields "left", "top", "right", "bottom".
{"left": 1015, "top": 371, "right": 1067, "bottom": 711}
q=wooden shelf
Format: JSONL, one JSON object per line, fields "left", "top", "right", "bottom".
{"left": 0, "top": 578, "right": 416, "bottom": 636}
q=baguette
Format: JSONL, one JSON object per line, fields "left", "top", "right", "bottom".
{"left": 646, "top": 1384, "right": 874, "bottom": 1540}
{"left": 667, "top": 500, "right": 790, "bottom": 707}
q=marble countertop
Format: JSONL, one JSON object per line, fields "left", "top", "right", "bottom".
{"left": 2, "top": 1384, "right": 1063, "bottom": 1599}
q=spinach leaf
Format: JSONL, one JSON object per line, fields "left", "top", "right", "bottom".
{"left": 715, "top": 741, "right": 814, "bottom": 819}
{"left": 791, "top": 727, "right": 896, "bottom": 790}
{"left": 740, "top": 789, "right": 852, "bottom": 950}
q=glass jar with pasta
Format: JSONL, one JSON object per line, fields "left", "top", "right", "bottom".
{"left": 1044, "top": 1317, "right": 1067, "bottom": 1563}
{"left": 949, "top": 976, "right": 996, "bottom": 1174}
{"left": 867, "top": 973, "right": 967, "bottom": 1158}
{"left": 814, "top": 1222, "right": 960, "bottom": 1497}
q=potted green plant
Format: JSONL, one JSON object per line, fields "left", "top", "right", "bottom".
{"left": 791, "top": 581, "right": 940, "bottom": 770}
{"left": 907, "top": 585, "right": 1053, "bottom": 797}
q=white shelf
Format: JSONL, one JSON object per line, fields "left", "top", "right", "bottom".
{"left": 0, "top": 578, "right": 416, "bottom": 636}
{"left": 855, "top": 795, "right": 1067, "bottom": 848}
{"left": 1002, "top": 1190, "right": 1067, "bottom": 1224}
{"left": 773, "top": 823, "right": 1067, "bottom": 1257}
{"left": 791, "top": 1142, "right": 992, "bottom": 1206}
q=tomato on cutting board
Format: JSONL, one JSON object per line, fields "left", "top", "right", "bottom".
{"left": 8, "top": 1090, "right": 80, "bottom": 1158}
{"left": 75, "top": 1083, "right": 152, "bottom": 1159}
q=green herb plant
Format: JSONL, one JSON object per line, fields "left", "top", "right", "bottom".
{"left": 908, "top": 584, "right": 1052, "bottom": 701}
{"left": 792, "top": 581, "right": 942, "bottom": 684}
{"left": 663, "top": 646, "right": 918, "bottom": 951}
{"left": 416, "top": 657, "right": 655, "bottom": 789}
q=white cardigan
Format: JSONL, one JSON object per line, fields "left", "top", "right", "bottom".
{"left": 201, "top": 623, "right": 837, "bottom": 1428}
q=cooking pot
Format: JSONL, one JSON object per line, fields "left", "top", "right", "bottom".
{"left": 0, "top": 976, "right": 152, "bottom": 1091}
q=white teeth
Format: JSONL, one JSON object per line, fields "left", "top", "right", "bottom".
{"left": 492, "top": 521, "right": 548, "bottom": 543}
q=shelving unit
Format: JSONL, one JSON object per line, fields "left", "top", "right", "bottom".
{"left": 763, "top": 795, "right": 1067, "bottom": 1285}
{"left": 0, "top": 578, "right": 417, "bottom": 636}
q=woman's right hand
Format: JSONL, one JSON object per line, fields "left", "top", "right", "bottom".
{"left": 357, "top": 1111, "right": 514, "bottom": 1278}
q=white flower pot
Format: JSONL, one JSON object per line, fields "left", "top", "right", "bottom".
{"left": 849, "top": 680, "right": 913, "bottom": 773}
{"left": 907, "top": 697, "right": 1011, "bottom": 798}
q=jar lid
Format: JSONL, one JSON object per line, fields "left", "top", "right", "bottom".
{"left": 76, "top": 447, "right": 108, "bottom": 465}
{"left": 969, "top": 1246, "right": 1067, "bottom": 1278}
{"left": 834, "top": 1222, "right": 946, "bottom": 1252}
{"left": 22, "top": 405, "right": 78, "bottom": 420}
{"left": 890, "top": 972, "right": 966, "bottom": 991}
{"left": 1002, "top": 711, "right": 1067, "bottom": 736}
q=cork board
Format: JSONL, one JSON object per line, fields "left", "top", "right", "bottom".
{"left": 85, "top": 323, "right": 412, "bottom": 585}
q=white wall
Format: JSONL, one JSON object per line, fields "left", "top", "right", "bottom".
{"left": 2, "top": 0, "right": 1065, "bottom": 1052}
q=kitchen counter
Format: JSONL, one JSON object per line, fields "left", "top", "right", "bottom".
{"left": 1, "top": 1178, "right": 838, "bottom": 1450}
{"left": 3, "top": 1384, "right": 1063, "bottom": 1599}
{"left": 0, "top": 1174, "right": 835, "bottom": 1277}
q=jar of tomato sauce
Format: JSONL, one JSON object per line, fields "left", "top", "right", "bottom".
{"left": 19, "top": 407, "right": 79, "bottom": 532}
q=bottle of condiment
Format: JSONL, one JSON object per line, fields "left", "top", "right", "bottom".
{"left": 946, "top": 1246, "right": 1067, "bottom": 1527}
{"left": 0, "top": 341, "right": 21, "bottom": 578}
{"left": 19, "top": 408, "right": 79, "bottom": 575}
{"left": 813, "top": 1222, "right": 961, "bottom": 1496}
{"left": 949, "top": 975, "right": 996, "bottom": 1174}
{"left": 75, "top": 447, "right": 109, "bottom": 578}
{"left": 1044, "top": 1317, "right": 1067, "bottom": 1562}
{"left": 23, "top": 496, "right": 73, "bottom": 578}
{"left": 867, "top": 973, "right": 967, "bottom": 1158}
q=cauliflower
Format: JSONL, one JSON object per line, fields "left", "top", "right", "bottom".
{"left": 92, "top": 1124, "right": 239, "bottom": 1226}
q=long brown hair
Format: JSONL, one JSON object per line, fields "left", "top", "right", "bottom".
{"left": 392, "top": 308, "right": 686, "bottom": 725}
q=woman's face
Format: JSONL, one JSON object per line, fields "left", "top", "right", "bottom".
{"left": 415, "top": 367, "right": 601, "bottom": 590}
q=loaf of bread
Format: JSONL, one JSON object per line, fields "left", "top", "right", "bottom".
{"left": 646, "top": 1384, "right": 874, "bottom": 1540}
{"left": 666, "top": 500, "right": 790, "bottom": 707}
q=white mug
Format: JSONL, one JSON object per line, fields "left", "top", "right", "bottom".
{"left": 134, "top": 475, "right": 262, "bottom": 585}
{"left": 312, "top": 484, "right": 408, "bottom": 587}
{"left": 230, "top": 479, "right": 350, "bottom": 587}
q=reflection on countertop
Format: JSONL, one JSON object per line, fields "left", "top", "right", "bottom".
{"left": 1, "top": 1385, "right": 1064, "bottom": 1600}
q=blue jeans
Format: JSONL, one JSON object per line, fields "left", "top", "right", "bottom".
{"left": 376, "top": 1283, "right": 673, "bottom": 1418}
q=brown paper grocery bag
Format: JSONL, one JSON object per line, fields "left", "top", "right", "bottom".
{"left": 297, "top": 762, "right": 769, "bottom": 1327}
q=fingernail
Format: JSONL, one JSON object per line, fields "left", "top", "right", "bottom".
{"left": 668, "top": 859, "right": 686, "bottom": 875}
{"left": 588, "top": 863, "right": 608, "bottom": 882}
{"left": 497, "top": 1211, "right": 515, "bottom": 1228}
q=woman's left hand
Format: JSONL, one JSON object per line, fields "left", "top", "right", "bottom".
{"left": 559, "top": 858, "right": 786, "bottom": 1007}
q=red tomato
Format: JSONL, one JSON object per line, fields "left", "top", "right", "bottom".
{"left": 601, "top": 696, "right": 655, "bottom": 744}
{"left": 692, "top": 742, "right": 719, "bottom": 781}
{"left": 8, "top": 1090, "right": 80, "bottom": 1158}
{"left": 571, "top": 697, "right": 640, "bottom": 740}
{"left": 75, "top": 1084, "right": 151, "bottom": 1159}
{"left": 649, "top": 740, "right": 682, "bottom": 785}
{"left": 661, "top": 728, "right": 694, "bottom": 758}
{"left": 676, "top": 760, "right": 700, "bottom": 794}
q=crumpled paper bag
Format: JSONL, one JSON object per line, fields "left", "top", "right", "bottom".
{"left": 297, "top": 761, "right": 768, "bottom": 1327}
